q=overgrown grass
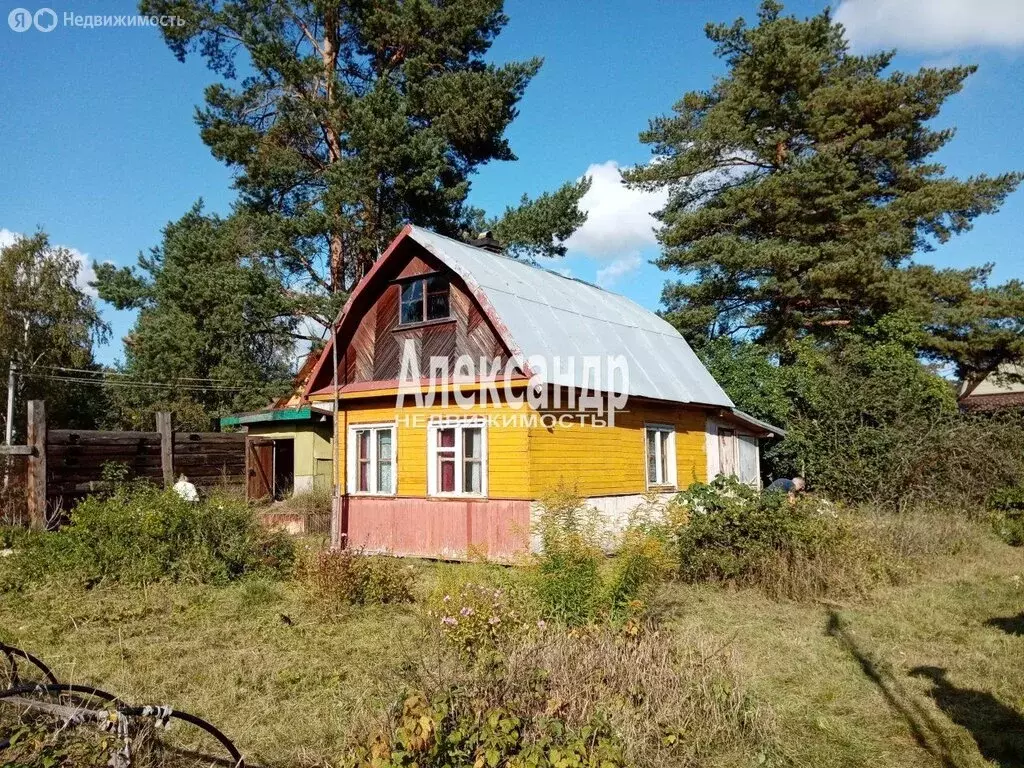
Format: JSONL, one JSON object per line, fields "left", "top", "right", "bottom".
{"left": 0, "top": 483, "right": 295, "bottom": 589}
{"left": 300, "top": 546, "right": 416, "bottom": 611}
{"left": 0, "top": 481, "right": 1019, "bottom": 767}
{"left": 663, "top": 477, "right": 985, "bottom": 600}
{"left": 0, "top": 525, "right": 1018, "bottom": 767}
{"left": 657, "top": 533, "right": 1024, "bottom": 768}
{"left": 345, "top": 622, "right": 774, "bottom": 768}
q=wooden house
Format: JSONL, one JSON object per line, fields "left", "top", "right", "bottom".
{"left": 304, "top": 226, "right": 782, "bottom": 559}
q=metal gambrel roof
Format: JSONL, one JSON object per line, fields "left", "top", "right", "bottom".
{"left": 407, "top": 226, "right": 733, "bottom": 408}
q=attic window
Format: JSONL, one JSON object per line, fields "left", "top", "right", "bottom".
{"left": 400, "top": 274, "right": 450, "bottom": 325}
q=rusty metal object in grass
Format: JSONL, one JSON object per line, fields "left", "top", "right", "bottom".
{"left": 0, "top": 643, "right": 246, "bottom": 767}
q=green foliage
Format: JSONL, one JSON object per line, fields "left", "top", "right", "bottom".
{"left": 534, "top": 543, "right": 603, "bottom": 628}
{"left": 0, "top": 484, "right": 294, "bottom": 589}
{"left": 93, "top": 205, "right": 295, "bottom": 430}
{"left": 139, "top": 0, "right": 588, "bottom": 322}
{"left": 697, "top": 314, "right": 1024, "bottom": 510}
{"left": 695, "top": 337, "right": 790, "bottom": 426}
{"left": 346, "top": 690, "right": 625, "bottom": 768}
{"left": 305, "top": 547, "right": 415, "bottom": 610}
{"left": 531, "top": 486, "right": 667, "bottom": 626}
{"left": 603, "top": 528, "right": 671, "bottom": 621}
{"left": 625, "top": 1, "right": 1023, "bottom": 381}
{"left": 989, "top": 487, "right": 1024, "bottom": 546}
{"left": 472, "top": 177, "right": 593, "bottom": 260}
{"left": 671, "top": 476, "right": 839, "bottom": 585}
{"left": 772, "top": 327, "right": 1024, "bottom": 509}
{"left": 431, "top": 581, "right": 527, "bottom": 659}
{"left": 0, "top": 232, "right": 110, "bottom": 435}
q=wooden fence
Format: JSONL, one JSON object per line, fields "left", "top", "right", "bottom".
{"left": 2, "top": 402, "right": 245, "bottom": 528}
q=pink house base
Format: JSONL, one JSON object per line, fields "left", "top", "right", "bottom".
{"left": 335, "top": 497, "right": 531, "bottom": 561}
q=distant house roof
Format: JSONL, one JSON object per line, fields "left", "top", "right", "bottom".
{"left": 959, "top": 364, "right": 1024, "bottom": 411}
{"left": 310, "top": 225, "right": 733, "bottom": 408}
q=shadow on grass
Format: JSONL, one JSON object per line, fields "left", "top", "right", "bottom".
{"left": 828, "top": 610, "right": 1024, "bottom": 768}
{"left": 826, "top": 611, "right": 962, "bottom": 767}
{"left": 985, "top": 613, "right": 1024, "bottom": 636}
{"left": 910, "top": 665, "right": 1024, "bottom": 768}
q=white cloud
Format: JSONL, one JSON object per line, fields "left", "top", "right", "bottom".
{"left": 565, "top": 161, "right": 667, "bottom": 257}
{"left": 595, "top": 254, "right": 643, "bottom": 289}
{"left": 0, "top": 228, "right": 98, "bottom": 297}
{"left": 835, "top": 0, "right": 1024, "bottom": 51}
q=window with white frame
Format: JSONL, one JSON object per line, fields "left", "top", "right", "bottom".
{"left": 347, "top": 423, "right": 395, "bottom": 495}
{"left": 428, "top": 421, "right": 487, "bottom": 496}
{"left": 645, "top": 425, "right": 677, "bottom": 487}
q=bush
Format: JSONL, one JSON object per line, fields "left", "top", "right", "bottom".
{"left": 667, "top": 477, "right": 985, "bottom": 599}
{"left": 531, "top": 486, "right": 668, "bottom": 626}
{"left": 672, "top": 477, "right": 837, "bottom": 580}
{"left": 990, "top": 487, "right": 1024, "bottom": 546}
{"left": 0, "top": 483, "right": 294, "bottom": 589}
{"left": 668, "top": 476, "right": 869, "bottom": 598}
{"left": 304, "top": 547, "right": 415, "bottom": 610}
{"left": 704, "top": 319, "right": 1024, "bottom": 511}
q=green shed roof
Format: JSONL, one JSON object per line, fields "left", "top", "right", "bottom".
{"left": 219, "top": 406, "right": 316, "bottom": 428}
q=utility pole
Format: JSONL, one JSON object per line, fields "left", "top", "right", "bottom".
{"left": 329, "top": 317, "right": 341, "bottom": 550}
{"left": 4, "top": 360, "right": 14, "bottom": 447}
{"left": 2, "top": 360, "right": 14, "bottom": 491}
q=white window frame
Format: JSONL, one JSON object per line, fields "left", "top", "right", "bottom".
{"left": 427, "top": 419, "right": 488, "bottom": 498}
{"left": 644, "top": 423, "right": 678, "bottom": 488}
{"left": 346, "top": 422, "right": 397, "bottom": 496}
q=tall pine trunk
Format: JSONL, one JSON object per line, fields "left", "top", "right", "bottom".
{"left": 322, "top": 14, "right": 345, "bottom": 293}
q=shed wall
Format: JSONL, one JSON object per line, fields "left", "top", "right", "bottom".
{"left": 246, "top": 423, "right": 333, "bottom": 492}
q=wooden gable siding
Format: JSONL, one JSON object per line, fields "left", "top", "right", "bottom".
{"left": 334, "top": 243, "right": 509, "bottom": 388}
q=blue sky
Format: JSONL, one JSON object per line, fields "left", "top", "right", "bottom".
{"left": 1, "top": 0, "right": 1023, "bottom": 367}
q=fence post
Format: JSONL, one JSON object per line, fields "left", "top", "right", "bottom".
{"left": 26, "top": 400, "right": 46, "bottom": 530}
{"left": 156, "top": 412, "right": 173, "bottom": 488}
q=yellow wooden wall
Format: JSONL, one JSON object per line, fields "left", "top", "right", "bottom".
{"left": 338, "top": 396, "right": 532, "bottom": 499}
{"left": 527, "top": 403, "right": 706, "bottom": 498}
{"left": 335, "top": 395, "right": 707, "bottom": 500}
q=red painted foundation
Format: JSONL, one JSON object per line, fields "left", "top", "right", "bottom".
{"left": 335, "top": 496, "right": 531, "bottom": 561}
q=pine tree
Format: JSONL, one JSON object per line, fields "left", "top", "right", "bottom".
{"left": 94, "top": 205, "right": 296, "bottom": 430}
{"left": 625, "top": 0, "right": 1022, "bottom": 382}
{"left": 141, "top": 0, "right": 589, "bottom": 330}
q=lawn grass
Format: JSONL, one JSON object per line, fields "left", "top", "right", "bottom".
{"left": 0, "top": 532, "right": 1021, "bottom": 767}
{"left": 659, "top": 533, "right": 1024, "bottom": 768}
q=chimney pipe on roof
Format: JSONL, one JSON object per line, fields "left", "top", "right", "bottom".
{"left": 469, "top": 230, "right": 503, "bottom": 254}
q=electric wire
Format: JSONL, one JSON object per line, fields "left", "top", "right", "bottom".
{"left": 20, "top": 372, "right": 250, "bottom": 393}
{"left": 28, "top": 365, "right": 240, "bottom": 384}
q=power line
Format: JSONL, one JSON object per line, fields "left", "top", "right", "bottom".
{"left": 29, "top": 365, "right": 240, "bottom": 384}
{"left": 20, "top": 372, "right": 252, "bottom": 393}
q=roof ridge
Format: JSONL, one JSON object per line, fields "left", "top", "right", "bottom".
{"left": 407, "top": 224, "right": 638, "bottom": 302}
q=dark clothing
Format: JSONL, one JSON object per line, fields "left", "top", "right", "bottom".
{"left": 767, "top": 478, "right": 797, "bottom": 493}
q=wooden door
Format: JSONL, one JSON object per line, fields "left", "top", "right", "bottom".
{"left": 247, "top": 439, "right": 274, "bottom": 501}
{"left": 718, "top": 429, "right": 737, "bottom": 478}
{"left": 738, "top": 435, "right": 760, "bottom": 488}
